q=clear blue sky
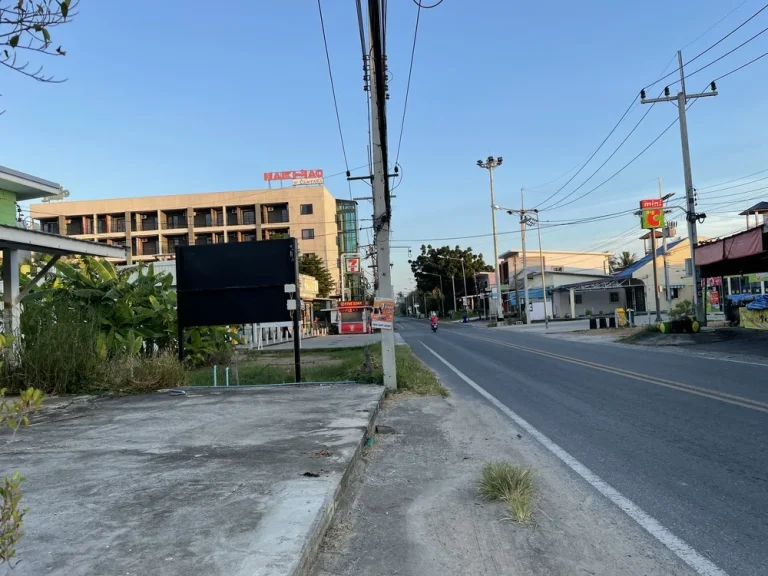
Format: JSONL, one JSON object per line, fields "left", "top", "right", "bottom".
{"left": 3, "top": 0, "right": 768, "bottom": 292}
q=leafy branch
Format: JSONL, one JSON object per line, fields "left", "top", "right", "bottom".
{"left": 0, "top": 0, "right": 77, "bottom": 83}
{"left": 0, "top": 386, "right": 43, "bottom": 567}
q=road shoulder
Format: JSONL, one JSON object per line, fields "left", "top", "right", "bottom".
{"left": 311, "top": 391, "right": 695, "bottom": 576}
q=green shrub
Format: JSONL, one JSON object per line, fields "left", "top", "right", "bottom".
{"left": 4, "top": 301, "right": 105, "bottom": 395}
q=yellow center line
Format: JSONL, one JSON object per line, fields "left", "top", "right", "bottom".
{"left": 449, "top": 331, "right": 768, "bottom": 415}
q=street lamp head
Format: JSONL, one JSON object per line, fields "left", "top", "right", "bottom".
{"left": 487, "top": 156, "right": 494, "bottom": 164}
{"left": 477, "top": 159, "right": 483, "bottom": 167}
{"left": 497, "top": 156, "right": 503, "bottom": 165}
{"left": 662, "top": 192, "right": 676, "bottom": 201}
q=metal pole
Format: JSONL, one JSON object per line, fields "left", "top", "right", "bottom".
{"left": 521, "top": 188, "right": 531, "bottom": 324}
{"left": 439, "top": 275, "right": 445, "bottom": 317}
{"left": 513, "top": 255, "right": 521, "bottom": 318}
{"left": 368, "top": 4, "right": 396, "bottom": 389}
{"left": 676, "top": 50, "right": 704, "bottom": 324}
{"left": 651, "top": 231, "right": 662, "bottom": 322}
{"left": 536, "top": 218, "right": 548, "bottom": 329}
{"left": 659, "top": 178, "right": 672, "bottom": 316}
{"left": 450, "top": 274, "right": 456, "bottom": 317}
{"left": 489, "top": 165, "right": 504, "bottom": 320}
{"left": 461, "top": 260, "right": 468, "bottom": 312}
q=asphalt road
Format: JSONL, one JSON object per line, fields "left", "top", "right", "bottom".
{"left": 397, "top": 318, "right": 768, "bottom": 576}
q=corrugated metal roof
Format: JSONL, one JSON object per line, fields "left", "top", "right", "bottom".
{"left": 614, "top": 238, "right": 686, "bottom": 279}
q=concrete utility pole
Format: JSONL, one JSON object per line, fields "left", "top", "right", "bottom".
{"left": 641, "top": 50, "right": 717, "bottom": 325}
{"left": 535, "top": 214, "right": 549, "bottom": 329}
{"left": 368, "top": 0, "right": 396, "bottom": 389}
{"left": 495, "top": 193, "right": 538, "bottom": 324}
{"left": 477, "top": 156, "right": 505, "bottom": 321}
{"left": 659, "top": 178, "right": 673, "bottom": 316}
{"left": 520, "top": 188, "right": 531, "bottom": 325}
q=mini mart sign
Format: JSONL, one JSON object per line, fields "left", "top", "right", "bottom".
{"left": 639, "top": 198, "right": 665, "bottom": 230}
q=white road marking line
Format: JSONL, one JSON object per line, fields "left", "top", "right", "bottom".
{"left": 420, "top": 341, "right": 729, "bottom": 576}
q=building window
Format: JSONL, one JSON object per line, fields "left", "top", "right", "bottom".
{"left": 552, "top": 266, "right": 564, "bottom": 272}
{"left": 574, "top": 294, "right": 583, "bottom": 304}
{"left": 671, "top": 287, "right": 680, "bottom": 299}
{"left": 609, "top": 292, "right": 619, "bottom": 303}
{"left": 301, "top": 229, "right": 315, "bottom": 240}
{"left": 304, "top": 252, "right": 316, "bottom": 258}
{"left": 300, "top": 204, "right": 313, "bottom": 215}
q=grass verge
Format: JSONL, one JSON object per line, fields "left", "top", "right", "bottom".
{"left": 188, "top": 345, "right": 449, "bottom": 396}
{"left": 478, "top": 461, "right": 533, "bottom": 523}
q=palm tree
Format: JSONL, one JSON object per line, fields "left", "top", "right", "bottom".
{"left": 610, "top": 251, "right": 637, "bottom": 273}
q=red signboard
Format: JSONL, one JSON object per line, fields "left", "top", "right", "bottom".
{"left": 264, "top": 169, "right": 324, "bottom": 181}
{"left": 345, "top": 257, "right": 360, "bottom": 273}
{"left": 709, "top": 290, "right": 720, "bottom": 306}
{"left": 640, "top": 198, "right": 664, "bottom": 209}
{"left": 338, "top": 301, "right": 365, "bottom": 309}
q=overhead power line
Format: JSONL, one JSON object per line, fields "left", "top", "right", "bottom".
{"left": 411, "top": 0, "right": 444, "bottom": 7}
{"left": 317, "top": 0, "right": 352, "bottom": 198}
{"left": 394, "top": 0, "right": 422, "bottom": 166}
{"left": 643, "top": 2, "right": 768, "bottom": 91}
{"left": 713, "top": 48, "right": 768, "bottom": 81}
{"left": 681, "top": 23, "right": 768, "bottom": 84}
{"left": 539, "top": 98, "right": 660, "bottom": 211}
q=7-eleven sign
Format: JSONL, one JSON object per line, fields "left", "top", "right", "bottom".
{"left": 640, "top": 199, "right": 665, "bottom": 230}
{"left": 345, "top": 257, "right": 360, "bottom": 273}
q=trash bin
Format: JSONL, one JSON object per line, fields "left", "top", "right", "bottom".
{"left": 626, "top": 308, "right": 636, "bottom": 326}
{"left": 462, "top": 314, "right": 468, "bottom": 323}
{"left": 615, "top": 308, "right": 626, "bottom": 327}
{"left": 589, "top": 317, "right": 597, "bottom": 330}
{"left": 598, "top": 317, "right": 607, "bottom": 329}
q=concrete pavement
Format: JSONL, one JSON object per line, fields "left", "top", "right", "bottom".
{"left": 396, "top": 318, "right": 768, "bottom": 576}
{"left": 0, "top": 385, "right": 383, "bottom": 576}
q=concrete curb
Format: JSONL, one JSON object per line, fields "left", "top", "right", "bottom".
{"left": 292, "top": 387, "right": 385, "bottom": 576}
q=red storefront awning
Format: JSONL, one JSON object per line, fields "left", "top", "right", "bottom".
{"left": 695, "top": 227, "right": 763, "bottom": 266}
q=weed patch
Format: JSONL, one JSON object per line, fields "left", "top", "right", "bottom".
{"left": 478, "top": 461, "right": 533, "bottom": 523}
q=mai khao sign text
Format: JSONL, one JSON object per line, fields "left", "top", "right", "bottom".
{"left": 640, "top": 198, "right": 665, "bottom": 230}
{"left": 264, "top": 169, "right": 324, "bottom": 183}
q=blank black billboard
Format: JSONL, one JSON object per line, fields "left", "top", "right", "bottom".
{"left": 176, "top": 238, "right": 299, "bottom": 328}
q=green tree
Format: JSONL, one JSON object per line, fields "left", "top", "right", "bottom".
{"left": 299, "top": 254, "right": 335, "bottom": 298}
{"left": 1, "top": 1, "right": 76, "bottom": 85}
{"left": 409, "top": 245, "right": 493, "bottom": 301}
{"left": 610, "top": 251, "right": 638, "bottom": 273}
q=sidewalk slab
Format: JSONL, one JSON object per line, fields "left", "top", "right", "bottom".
{"left": 0, "top": 384, "right": 383, "bottom": 576}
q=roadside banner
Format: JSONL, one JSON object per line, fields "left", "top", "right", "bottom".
{"left": 372, "top": 298, "right": 395, "bottom": 329}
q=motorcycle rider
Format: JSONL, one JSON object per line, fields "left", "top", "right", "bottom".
{"left": 430, "top": 312, "right": 438, "bottom": 330}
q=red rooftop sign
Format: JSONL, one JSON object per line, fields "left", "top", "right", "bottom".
{"left": 264, "top": 169, "right": 324, "bottom": 181}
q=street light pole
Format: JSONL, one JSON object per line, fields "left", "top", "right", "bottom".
{"left": 424, "top": 271, "right": 445, "bottom": 317}
{"left": 659, "top": 179, "right": 674, "bottom": 316}
{"left": 439, "top": 255, "right": 469, "bottom": 314}
{"left": 477, "top": 156, "right": 505, "bottom": 321}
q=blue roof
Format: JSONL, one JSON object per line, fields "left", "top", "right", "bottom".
{"left": 614, "top": 238, "right": 686, "bottom": 279}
